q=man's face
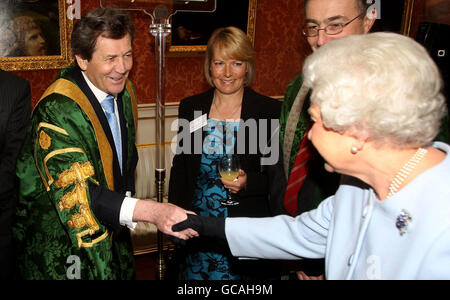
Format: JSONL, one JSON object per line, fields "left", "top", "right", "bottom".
{"left": 23, "top": 28, "right": 47, "bottom": 56}
{"left": 76, "top": 34, "right": 133, "bottom": 96}
{"left": 305, "top": 0, "right": 375, "bottom": 51}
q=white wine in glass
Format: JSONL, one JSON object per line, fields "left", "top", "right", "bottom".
{"left": 219, "top": 170, "right": 239, "bottom": 181}
{"left": 218, "top": 155, "right": 240, "bottom": 206}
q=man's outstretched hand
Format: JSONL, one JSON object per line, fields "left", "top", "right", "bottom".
{"left": 132, "top": 200, "right": 199, "bottom": 241}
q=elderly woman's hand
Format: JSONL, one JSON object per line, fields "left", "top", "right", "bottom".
{"left": 220, "top": 169, "right": 247, "bottom": 194}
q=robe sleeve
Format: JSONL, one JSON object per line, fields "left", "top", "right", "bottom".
{"left": 31, "top": 97, "right": 110, "bottom": 248}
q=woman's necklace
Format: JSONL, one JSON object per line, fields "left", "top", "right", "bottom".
{"left": 213, "top": 97, "right": 242, "bottom": 121}
{"left": 387, "top": 147, "right": 428, "bottom": 198}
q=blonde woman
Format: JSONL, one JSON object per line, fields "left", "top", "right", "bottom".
{"left": 169, "top": 27, "right": 281, "bottom": 280}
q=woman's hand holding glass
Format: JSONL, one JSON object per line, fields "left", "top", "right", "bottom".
{"left": 220, "top": 169, "right": 247, "bottom": 194}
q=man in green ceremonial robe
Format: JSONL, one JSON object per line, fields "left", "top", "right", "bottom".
{"left": 13, "top": 7, "right": 194, "bottom": 280}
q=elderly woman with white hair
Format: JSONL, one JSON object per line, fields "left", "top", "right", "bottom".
{"left": 173, "top": 32, "right": 450, "bottom": 279}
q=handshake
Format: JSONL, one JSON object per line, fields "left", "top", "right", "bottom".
{"left": 132, "top": 200, "right": 225, "bottom": 242}
{"left": 171, "top": 212, "right": 226, "bottom": 243}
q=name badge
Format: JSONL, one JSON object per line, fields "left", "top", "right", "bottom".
{"left": 190, "top": 114, "right": 207, "bottom": 133}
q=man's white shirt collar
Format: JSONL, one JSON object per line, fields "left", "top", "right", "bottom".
{"left": 81, "top": 71, "right": 111, "bottom": 103}
{"left": 81, "top": 70, "right": 121, "bottom": 133}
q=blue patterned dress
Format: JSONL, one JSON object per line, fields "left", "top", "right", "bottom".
{"left": 181, "top": 119, "right": 242, "bottom": 280}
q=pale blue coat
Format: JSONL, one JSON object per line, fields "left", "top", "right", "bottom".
{"left": 225, "top": 142, "right": 450, "bottom": 279}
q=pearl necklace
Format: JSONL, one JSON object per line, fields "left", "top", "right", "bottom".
{"left": 387, "top": 147, "right": 428, "bottom": 198}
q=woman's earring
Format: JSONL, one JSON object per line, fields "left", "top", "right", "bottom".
{"left": 351, "top": 147, "right": 358, "bottom": 154}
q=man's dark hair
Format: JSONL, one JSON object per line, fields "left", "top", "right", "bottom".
{"left": 71, "top": 7, "right": 135, "bottom": 61}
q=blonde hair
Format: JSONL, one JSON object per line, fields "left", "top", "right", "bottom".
{"left": 204, "top": 26, "right": 255, "bottom": 87}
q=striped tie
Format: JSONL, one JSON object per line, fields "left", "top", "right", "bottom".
{"left": 283, "top": 122, "right": 313, "bottom": 216}
{"left": 101, "top": 94, "right": 122, "bottom": 172}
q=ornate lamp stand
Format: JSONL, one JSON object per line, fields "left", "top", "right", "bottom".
{"left": 148, "top": 5, "right": 171, "bottom": 280}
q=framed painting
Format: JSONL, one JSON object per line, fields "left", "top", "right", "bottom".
{"left": 100, "top": 0, "right": 216, "bottom": 12}
{"left": 100, "top": 0, "right": 214, "bottom": 12}
{"left": 369, "top": 0, "right": 415, "bottom": 36}
{"left": 0, "top": 0, "right": 74, "bottom": 71}
{"left": 168, "top": 0, "right": 257, "bottom": 55}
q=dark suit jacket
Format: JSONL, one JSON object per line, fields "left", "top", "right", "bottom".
{"left": 65, "top": 66, "right": 138, "bottom": 230}
{"left": 0, "top": 69, "right": 31, "bottom": 278}
{"left": 169, "top": 87, "right": 281, "bottom": 218}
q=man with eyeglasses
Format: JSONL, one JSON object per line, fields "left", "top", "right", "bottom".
{"left": 277, "top": 0, "right": 376, "bottom": 279}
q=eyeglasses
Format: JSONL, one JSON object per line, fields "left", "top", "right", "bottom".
{"left": 302, "top": 14, "right": 364, "bottom": 37}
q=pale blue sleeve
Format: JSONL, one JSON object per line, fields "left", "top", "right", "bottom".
{"left": 418, "top": 228, "right": 450, "bottom": 279}
{"left": 225, "top": 195, "right": 334, "bottom": 260}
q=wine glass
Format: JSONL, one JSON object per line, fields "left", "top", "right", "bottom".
{"left": 218, "top": 155, "right": 240, "bottom": 206}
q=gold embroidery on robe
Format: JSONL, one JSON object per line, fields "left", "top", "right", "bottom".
{"left": 56, "top": 161, "right": 108, "bottom": 248}
{"left": 34, "top": 123, "right": 71, "bottom": 190}
{"left": 58, "top": 183, "right": 85, "bottom": 211}
{"left": 37, "top": 122, "right": 69, "bottom": 136}
{"left": 32, "top": 78, "right": 139, "bottom": 249}
{"left": 56, "top": 161, "right": 94, "bottom": 189}
{"left": 38, "top": 79, "right": 115, "bottom": 190}
{"left": 39, "top": 131, "right": 52, "bottom": 150}
{"left": 34, "top": 137, "right": 50, "bottom": 192}
{"left": 43, "top": 148, "right": 86, "bottom": 186}
{"left": 77, "top": 230, "right": 109, "bottom": 248}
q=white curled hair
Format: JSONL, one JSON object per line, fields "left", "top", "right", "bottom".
{"left": 303, "top": 32, "right": 446, "bottom": 148}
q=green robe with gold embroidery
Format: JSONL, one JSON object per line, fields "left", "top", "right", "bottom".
{"left": 13, "top": 65, "right": 138, "bottom": 279}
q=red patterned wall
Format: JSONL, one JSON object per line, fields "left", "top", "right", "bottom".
{"left": 12, "top": 0, "right": 311, "bottom": 107}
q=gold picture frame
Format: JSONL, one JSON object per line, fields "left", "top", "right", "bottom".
{"left": 100, "top": 0, "right": 217, "bottom": 12}
{"left": 400, "top": 0, "right": 415, "bottom": 36}
{"left": 369, "top": 0, "right": 418, "bottom": 36}
{"left": 168, "top": 0, "right": 257, "bottom": 55}
{"left": 0, "top": 0, "right": 74, "bottom": 71}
